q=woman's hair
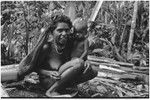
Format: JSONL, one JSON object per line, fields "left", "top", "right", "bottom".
{"left": 48, "top": 14, "right": 72, "bottom": 33}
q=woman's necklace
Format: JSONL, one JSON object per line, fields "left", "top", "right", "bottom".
{"left": 53, "top": 41, "right": 64, "bottom": 54}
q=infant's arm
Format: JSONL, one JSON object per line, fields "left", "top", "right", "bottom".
{"left": 80, "top": 39, "right": 89, "bottom": 59}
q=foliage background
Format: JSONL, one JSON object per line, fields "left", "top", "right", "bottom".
{"left": 1, "top": 1, "right": 149, "bottom": 67}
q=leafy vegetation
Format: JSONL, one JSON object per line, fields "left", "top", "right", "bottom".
{"left": 1, "top": 1, "right": 148, "bottom": 66}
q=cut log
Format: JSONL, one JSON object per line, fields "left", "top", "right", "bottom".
{"left": 133, "top": 66, "right": 149, "bottom": 71}
{"left": 95, "top": 62, "right": 148, "bottom": 75}
{"left": 89, "top": 60, "right": 120, "bottom": 68}
{"left": 88, "top": 55, "right": 114, "bottom": 63}
{"left": 1, "top": 64, "right": 19, "bottom": 82}
{"left": 119, "top": 66, "right": 134, "bottom": 73}
{"left": 88, "top": 55, "right": 134, "bottom": 68}
{"left": 92, "top": 77, "right": 121, "bottom": 84}
{"left": 132, "top": 70, "right": 149, "bottom": 75}
{"left": 99, "top": 65, "right": 125, "bottom": 73}
{"left": 89, "top": 60, "right": 135, "bottom": 73}
{"left": 97, "top": 71, "right": 139, "bottom": 81}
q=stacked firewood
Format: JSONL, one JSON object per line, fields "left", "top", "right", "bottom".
{"left": 77, "top": 55, "right": 149, "bottom": 97}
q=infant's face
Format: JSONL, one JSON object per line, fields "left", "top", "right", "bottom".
{"left": 76, "top": 28, "right": 87, "bottom": 38}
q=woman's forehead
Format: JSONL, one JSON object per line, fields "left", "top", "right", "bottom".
{"left": 56, "top": 22, "right": 70, "bottom": 30}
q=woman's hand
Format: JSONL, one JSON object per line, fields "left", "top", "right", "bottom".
{"left": 48, "top": 71, "right": 61, "bottom": 80}
{"left": 83, "top": 61, "right": 91, "bottom": 74}
{"left": 40, "top": 69, "right": 61, "bottom": 80}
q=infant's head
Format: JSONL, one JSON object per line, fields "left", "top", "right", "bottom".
{"left": 73, "top": 18, "right": 88, "bottom": 38}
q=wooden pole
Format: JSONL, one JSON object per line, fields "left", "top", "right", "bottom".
{"left": 127, "top": 1, "right": 138, "bottom": 58}
{"left": 89, "top": 1, "right": 103, "bottom": 22}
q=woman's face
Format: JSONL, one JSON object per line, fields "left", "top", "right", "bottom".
{"left": 53, "top": 22, "right": 71, "bottom": 47}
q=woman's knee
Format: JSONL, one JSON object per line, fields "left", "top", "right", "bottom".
{"left": 69, "top": 58, "right": 85, "bottom": 71}
{"left": 90, "top": 66, "right": 98, "bottom": 78}
{"left": 39, "top": 76, "right": 56, "bottom": 90}
{"left": 82, "top": 65, "right": 98, "bottom": 80}
{"left": 71, "top": 58, "right": 84, "bottom": 66}
{"left": 59, "top": 58, "right": 84, "bottom": 74}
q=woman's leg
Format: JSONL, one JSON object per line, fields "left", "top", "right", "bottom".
{"left": 46, "top": 58, "right": 84, "bottom": 96}
{"left": 68, "top": 65, "right": 98, "bottom": 86}
{"left": 45, "top": 58, "right": 98, "bottom": 97}
{"left": 58, "top": 58, "right": 84, "bottom": 74}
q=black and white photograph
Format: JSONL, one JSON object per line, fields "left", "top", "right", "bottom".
{"left": 1, "top": 0, "right": 149, "bottom": 98}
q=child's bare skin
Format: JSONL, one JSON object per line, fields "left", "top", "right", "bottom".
{"left": 71, "top": 18, "right": 89, "bottom": 60}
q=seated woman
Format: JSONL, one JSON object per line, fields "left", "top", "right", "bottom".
{"left": 17, "top": 14, "right": 98, "bottom": 97}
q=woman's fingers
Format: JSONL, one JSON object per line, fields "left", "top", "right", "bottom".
{"left": 50, "top": 71, "right": 61, "bottom": 80}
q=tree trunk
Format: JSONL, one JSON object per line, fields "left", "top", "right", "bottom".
{"left": 23, "top": 5, "right": 30, "bottom": 55}
{"left": 7, "top": 24, "right": 12, "bottom": 60}
{"left": 7, "top": 23, "right": 15, "bottom": 60}
{"left": 127, "top": 1, "right": 138, "bottom": 58}
{"left": 104, "top": 12, "right": 108, "bottom": 24}
{"left": 25, "top": 21, "right": 29, "bottom": 55}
